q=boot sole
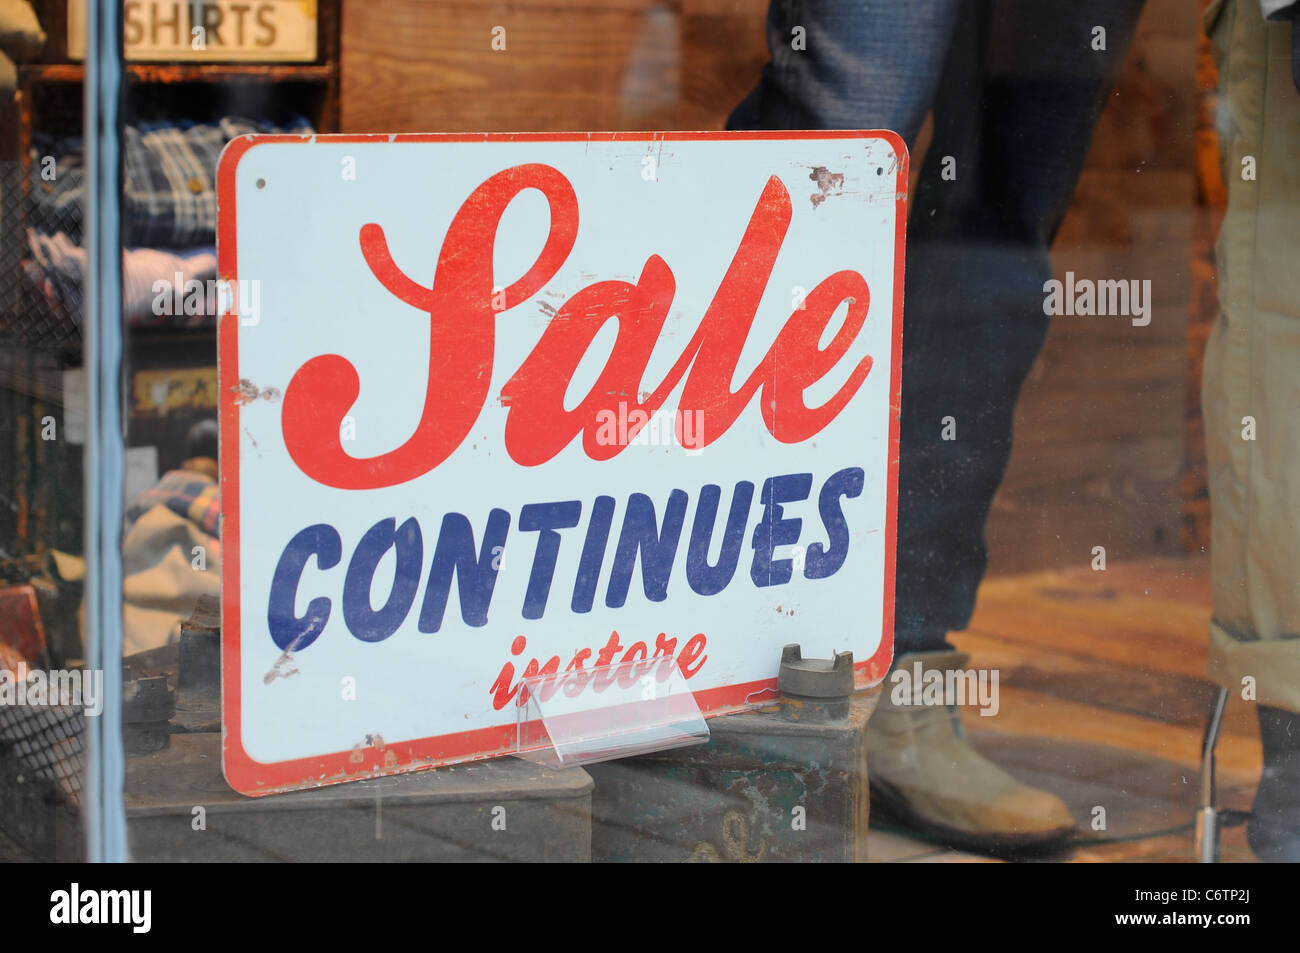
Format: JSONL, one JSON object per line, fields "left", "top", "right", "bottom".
{"left": 869, "top": 777, "right": 1076, "bottom": 858}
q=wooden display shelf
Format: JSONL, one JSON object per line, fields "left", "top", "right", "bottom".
{"left": 21, "top": 62, "right": 336, "bottom": 85}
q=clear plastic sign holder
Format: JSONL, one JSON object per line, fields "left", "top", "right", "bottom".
{"left": 515, "top": 656, "right": 709, "bottom": 768}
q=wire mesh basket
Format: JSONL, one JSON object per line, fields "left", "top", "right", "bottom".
{"left": 0, "top": 687, "right": 85, "bottom": 807}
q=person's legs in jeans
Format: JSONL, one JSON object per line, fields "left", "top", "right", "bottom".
{"left": 878, "top": 0, "right": 1140, "bottom": 851}
{"left": 899, "top": 0, "right": 1146, "bottom": 650}
{"left": 729, "top": 0, "right": 1145, "bottom": 852}
{"left": 727, "top": 0, "right": 962, "bottom": 143}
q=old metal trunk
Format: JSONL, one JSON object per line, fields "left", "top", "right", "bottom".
{"left": 587, "top": 691, "right": 877, "bottom": 862}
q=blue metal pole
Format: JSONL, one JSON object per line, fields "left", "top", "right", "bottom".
{"left": 82, "top": 0, "right": 128, "bottom": 863}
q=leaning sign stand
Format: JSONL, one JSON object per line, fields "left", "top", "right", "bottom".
{"left": 516, "top": 657, "right": 710, "bottom": 768}
{"left": 217, "top": 131, "right": 905, "bottom": 795}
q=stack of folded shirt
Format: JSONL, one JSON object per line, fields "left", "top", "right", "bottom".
{"left": 24, "top": 114, "right": 312, "bottom": 329}
{"left": 25, "top": 231, "right": 220, "bottom": 329}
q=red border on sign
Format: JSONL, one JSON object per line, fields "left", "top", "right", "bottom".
{"left": 217, "top": 130, "right": 907, "bottom": 796}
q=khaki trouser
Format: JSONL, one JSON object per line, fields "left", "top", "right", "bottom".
{"left": 1203, "top": 0, "right": 1300, "bottom": 711}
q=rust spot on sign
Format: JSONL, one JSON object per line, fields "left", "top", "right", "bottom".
{"left": 234, "top": 379, "right": 282, "bottom": 405}
{"left": 808, "top": 166, "right": 845, "bottom": 209}
{"left": 263, "top": 650, "right": 300, "bottom": 684}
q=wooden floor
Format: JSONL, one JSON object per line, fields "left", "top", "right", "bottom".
{"left": 869, "top": 553, "right": 1260, "bottom": 863}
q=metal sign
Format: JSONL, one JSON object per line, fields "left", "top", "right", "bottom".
{"left": 68, "top": 1, "right": 318, "bottom": 62}
{"left": 217, "top": 132, "right": 905, "bottom": 795}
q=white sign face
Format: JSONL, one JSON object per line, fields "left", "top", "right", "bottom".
{"left": 68, "top": 1, "right": 318, "bottom": 62}
{"left": 218, "top": 132, "right": 906, "bottom": 795}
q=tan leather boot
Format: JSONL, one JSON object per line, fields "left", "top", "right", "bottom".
{"left": 869, "top": 649, "right": 1076, "bottom": 854}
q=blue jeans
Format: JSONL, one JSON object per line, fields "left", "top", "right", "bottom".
{"left": 730, "top": 0, "right": 1146, "bottom": 653}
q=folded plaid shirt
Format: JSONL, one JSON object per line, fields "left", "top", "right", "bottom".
{"left": 125, "top": 468, "right": 221, "bottom": 539}
{"left": 28, "top": 137, "right": 84, "bottom": 242}
{"left": 26, "top": 229, "right": 219, "bottom": 327}
{"left": 31, "top": 114, "right": 312, "bottom": 247}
